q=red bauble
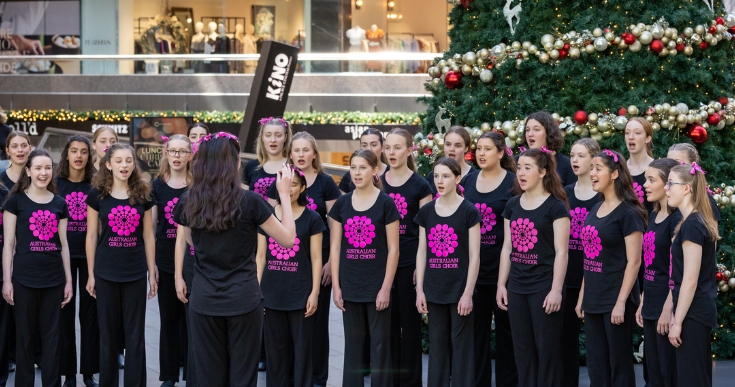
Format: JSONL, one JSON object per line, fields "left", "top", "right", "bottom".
{"left": 675, "top": 43, "right": 685, "bottom": 52}
{"left": 689, "top": 125, "right": 708, "bottom": 144}
{"left": 709, "top": 25, "right": 716, "bottom": 34}
{"left": 650, "top": 39, "right": 664, "bottom": 54}
{"left": 427, "top": 133, "right": 434, "bottom": 140}
{"left": 464, "top": 150, "right": 475, "bottom": 162}
{"left": 444, "top": 70, "right": 462, "bottom": 89}
{"left": 460, "top": 0, "right": 472, "bottom": 9}
{"left": 424, "top": 148, "right": 432, "bottom": 155}
{"left": 574, "top": 110, "right": 588, "bottom": 125}
{"left": 716, "top": 17, "right": 725, "bottom": 25}
{"left": 719, "top": 97, "right": 729, "bottom": 106}
{"left": 559, "top": 49, "right": 568, "bottom": 59}
{"left": 716, "top": 272, "right": 725, "bottom": 281}
{"left": 563, "top": 43, "right": 570, "bottom": 51}
{"left": 623, "top": 33, "right": 636, "bottom": 45}
{"left": 618, "top": 107, "right": 628, "bottom": 117}
{"left": 707, "top": 112, "right": 721, "bottom": 126}
{"left": 700, "top": 42, "right": 708, "bottom": 50}
{"left": 729, "top": 26, "right": 735, "bottom": 34}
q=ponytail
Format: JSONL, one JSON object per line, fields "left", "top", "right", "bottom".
{"left": 670, "top": 164, "right": 719, "bottom": 241}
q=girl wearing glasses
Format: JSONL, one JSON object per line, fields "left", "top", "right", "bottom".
{"left": 666, "top": 163, "right": 719, "bottom": 386}
{"left": 151, "top": 134, "right": 193, "bottom": 387}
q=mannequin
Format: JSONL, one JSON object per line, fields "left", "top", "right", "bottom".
{"left": 365, "top": 24, "right": 385, "bottom": 71}
{"left": 346, "top": 25, "right": 366, "bottom": 72}
{"left": 243, "top": 24, "right": 258, "bottom": 73}
{"left": 214, "top": 23, "right": 230, "bottom": 73}
{"left": 170, "top": 16, "right": 188, "bottom": 54}
{"left": 232, "top": 24, "right": 245, "bottom": 73}
{"left": 204, "top": 21, "right": 218, "bottom": 72}
{"left": 191, "top": 22, "right": 206, "bottom": 73}
{"left": 138, "top": 19, "right": 159, "bottom": 54}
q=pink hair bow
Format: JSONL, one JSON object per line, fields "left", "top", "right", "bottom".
{"left": 258, "top": 117, "right": 288, "bottom": 127}
{"left": 518, "top": 146, "right": 527, "bottom": 153}
{"left": 690, "top": 162, "right": 706, "bottom": 175}
{"left": 603, "top": 149, "right": 619, "bottom": 162}
{"left": 541, "top": 146, "right": 553, "bottom": 154}
{"left": 102, "top": 147, "right": 109, "bottom": 153}
{"left": 293, "top": 166, "right": 305, "bottom": 177}
{"left": 214, "top": 132, "right": 240, "bottom": 142}
{"left": 505, "top": 147, "right": 513, "bottom": 157}
{"left": 160, "top": 135, "right": 169, "bottom": 142}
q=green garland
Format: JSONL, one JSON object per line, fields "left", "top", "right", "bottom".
{"left": 6, "top": 109, "right": 421, "bottom": 126}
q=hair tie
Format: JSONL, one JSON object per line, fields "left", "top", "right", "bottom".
{"left": 690, "top": 162, "right": 706, "bottom": 175}
{"left": 258, "top": 116, "right": 288, "bottom": 127}
{"left": 198, "top": 132, "right": 238, "bottom": 144}
{"left": 458, "top": 184, "right": 465, "bottom": 196}
{"left": 505, "top": 147, "right": 513, "bottom": 157}
{"left": 102, "top": 147, "right": 109, "bottom": 153}
{"left": 292, "top": 166, "right": 305, "bottom": 177}
{"left": 160, "top": 135, "right": 169, "bottom": 143}
{"left": 518, "top": 146, "right": 527, "bottom": 153}
{"left": 541, "top": 146, "right": 553, "bottom": 155}
{"left": 602, "top": 149, "right": 619, "bottom": 162}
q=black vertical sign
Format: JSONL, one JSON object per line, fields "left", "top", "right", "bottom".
{"left": 240, "top": 41, "right": 300, "bottom": 151}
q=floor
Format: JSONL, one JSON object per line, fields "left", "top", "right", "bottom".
{"left": 7, "top": 293, "right": 735, "bottom": 386}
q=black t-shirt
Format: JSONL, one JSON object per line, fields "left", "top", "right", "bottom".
{"left": 267, "top": 172, "right": 341, "bottom": 260}
{"left": 641, "top": 210, "right": 682, "bottom": 320}
{"left": 242, "top": 160, "right": 277, "bottom": 199}
{"left": 671, "top": 213, "right": 718, "bottom": 328}
{"left": 564, "top": 184, "right": 602, "bottom": 289}
{"left": 425, "top": 166, "right": 477, "bottom": 194}
{"left": 4, "top": 193, "right": 69, "bottom": 288}
{"left": 339, "top": 165, "right": 390, "bottom": 193}
{"left": 0, "top": 170, "right": 15, "bottom": 191}
{"left": 414, "top": 200, "right": 481, "bottom": 304}
{"left": 0, "top": 188, "right": 7, "bottom": 279}
{"left": 55, "top": 178, "right": 92, "bottom": 259}
{"left": 381, "top": 172, "right": 433, "bottom": 268}
{"left": 631, "top": 172, "right": 654, "bottom": 215}
{"left": 502, "top": 195, "right": 570, "bottom": 294}
{"left": 581, "top": 202, "right": 645, "bottom": 314}
{"left": 174, "top": 189, "right": 273, "bottom": 316}
{"left": 258, "top": 208, "right": 325, "bottom": 311}
{"left": 461, "top": 171, "right": 516, "bottom": 285}
{"left": 86, "top": 188, "right": 156, "bottom": 283}
{"left": 328, "top": 191, "right": 401, "bottom": 302}
{"left": 151, "top": 178, "right": 187, "bottom": 274}
{"left": 555, "top": 153, "right": 577, "bottom": 187}
{"left": 183, "top": 243, "right": 195, "bottom": 291}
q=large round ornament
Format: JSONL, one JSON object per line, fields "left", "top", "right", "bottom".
{"left": 480, "top": 69, "right": 493, "bottom": 83}
{"left": 614, "top": 116, "right": 628, "bottom": 130}
{"left": 651, "top": 24, "right": 664, "bottom": 39}
{"left": 688, "top": 125, "right": 708, "bottom": 144}
{"left": 594, "top": 37, "right": 609, "bottom": 51}
{"left": 639, "top": 31, "right": 653, "bottom": 45}
{"left": 629, "top": 41, "right": 642, "bottom": 52}
{"left": 707, "top": 113, "right": 721, "bottom": 126}
{"left": 462, "top": 51, "right": 477, "bottom": 65}
{"left": 574, "top": 110, "right": 588, "bottom": 125}
{"left": 461, "top": 64, "right": 473, "bottom": 75}
{"left": 444, "top": 70, "right": 462, "bottom": 89}
{"left": 428, "top": 66, "right": 441, "bottom": 78}
{"left": 650, "top": 39, "right": 664, "bottom": 54}
{"left": 726, "top": 13, "right": 735, "bottom": 28}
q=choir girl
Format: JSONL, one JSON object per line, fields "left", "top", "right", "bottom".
{"left": 562, "top": 138, "right": 601, "bottom": 386}
{"left": 460, "top": 131, "right": 518, "bottom": 387}
{"left": 328, "top": 149, "right": 400, "bottom": 387}
{"left": 0, "top": 166, "right": 8, "bottom": 387}
{"left": 2, "top": 149, "right": 72, "bottom": 387}
{"left": 666, "top": 162, "right": 719, "bottom": 386}
{"left": 497, "top": 148, "right": 569, "bottom": 387}
{"left": 382, "top": 128, "right": 432, "bottom": 386}
{"left": 243, "top": 117, "right": 292, "bottom": 199}
{"left": 634, "top": 158, "right": 681, "bottom": 387}
{"left": 257, "top": 166, "right": 325, "bottom": 387}
{"left": 151, "top": 134, "right": 193, "bottom": 387}
{"left": 56, "top": 135, "right": 100, "bottom": 387}
{"left": 0, "top": 131, "right": 31, "bottom": 189}
{"left": 172, "top": 133, "right": 296, "bottom": 386}
{"left": 625, "top": 118, "right": 655, "bottom": 214}
{"left": 90, "top": 127, "right": 118, "bottom": 171}
{"left": 187, "top": 123, "right": 209, "bottom": 143}
{"left": 273, "top": 131, "right": 340, "bottom": 386}
{"left": 575, "top": 149, "right": 647, "bottom": 387}
{"left": 415, "top": 157, "right": 481, "bottom": 387}
{"left": 519, "top": 112, "right": 577, "bottom": 186}
{"left": 426, "top": 126, "right": 477, "bottom": 193}
{"left": 667, "top": 143, "right": 721, "bottom": 222}
{"left": 85, "top": 143, "right": 157, "bottom": 386}
{"left": 339, "top": 128, "right": 389, "bottom": 194}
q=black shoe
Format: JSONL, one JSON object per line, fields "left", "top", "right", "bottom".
{"left": 62, "top": 378, "right": 76, "bottom": 387}
{"left": 160, "top": 381, "right": 175, "bottom": 387}
{"left": 257, "top": 361, "right": 266, "bottom": 372}
{"left": 83, "top": 376, "right": 99, "bottom": 387}
{"left": 7, "top": 361, "right": 14, "bottom": 372}
{"left": 117, "top": 353, "right": 125, "bottom": 369}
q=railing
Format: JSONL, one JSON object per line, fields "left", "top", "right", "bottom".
{"left": 0, "top": 52, "right": 442, "bottom": 62}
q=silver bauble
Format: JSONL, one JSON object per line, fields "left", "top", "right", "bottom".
{"left": 639, "top": 31, "right": 653, "bottom": 45}
{"left": 704, "top": 33, "right": 713, "bottom": 43}
{"left": 614, "top": 116, "right": 628, "bottom": 130}
{"left": 453, "top": 53, "right": 462, "bottom": 61}
{"left": 441, "top": 66, "right": 451, "bottom": 75}
{"left": 472, "top": 66, "right": 481, "bottom": 77}
{"left": 676, "top": 103, "right": 689, "bottom": 114}
{"left": 711, "top": 37, "right": 719, "bottom": 46}
{"left": 629, "top": 41, "right": 642, "bottom": 52}
{"left": 551, "top": 113, "right": 562, "bottom": 122}
{"left": 569, "top": 47, "right": 581, "bottom": 59}
{"left": 726, "top": 13, "right": 735, "bottom": 28}
{"left": 501, "top": 121, "right": 514, "bottom": 134}
{"left": 511, "top": 41, "right": 522, "bottom": 51}
{"left": 480, "top": 69, "right": 493, "bottom": 83}
{"left": 651, "top": 24, "right": 664, "bottom": 39}
{"left": 481, "top": 122, "right": 491, "bottom": 132}
{"left": 594, "top": 37, "right": 609, "bottom": 51}
{"left": 684, "top": 27, "right": 694, "bottom": 37}
{"left": 522, "top": 41, "right": 531, "bottom": 50}
{"left": 691, "top": 34, "right": 702, "bottom": 45}
{"left": 597, "top": 120, "right": 610, "bottom": 132}
{"left": 478, "top": 48, "right": 489, "bottom": 59}
{"left": 438, "top": 60, "right": 447, "bottom": 68}
{"left": 491, "top": 44, "right": 506, "bottom": 58}
{"left": 729, "top": 278, "right": 735, "bottom": 288}
{"left": 628, "top": 105, "right": 639, "bottom": 116}
{"left": 585, "top": 44, "right": 596, "bottom": 54}
{"left": 726, "top": 115, "right": 735, "bottom": 125}
{"left": 589, "top": 113, "right": 599, "bottom": 124}
{"left": 528, "top": 45, "right": 538, "bottom": 54}
{"left": 667, "top": 40, "right": 677, "bottom": 50}
{"left": 632, "top": 27, "right": 642, "bottom": 37}
{"left": 428, "top": 66, "right": 441, "bottom": 78}
{"left": 605, "top": 32, "right": 615, "bottom": 42}
{"left": 553, "top": 39, "right": 564, "bottom": 50}
{"left": 462, "top": 51, "right": 477, "bottom": 65}
{"left": 714, "top": 102, "right": 723, "bottom": 111}
{"left": 539, "top": 52, "right": 550, "bottom": 63}
{"left": 695, "top": 25, "right": 705, "bottom": 36}
{"left": 549, "top": 49, "right": 560, "bottom": 60}
{"left": 593, "top": 28, "right": 603, "bottom": 37}
{"left": 541, "top": 34, "right": 555, "bottom": 47}
{"left": 717, "top": 24, "right": 726, "bottom": 34}
{"left": 654, "top": 104, "right": 664, "bottom": 114}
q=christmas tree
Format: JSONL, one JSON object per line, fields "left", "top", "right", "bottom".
{"left": 417, "top": 0, "right": 735, "bottom": 358}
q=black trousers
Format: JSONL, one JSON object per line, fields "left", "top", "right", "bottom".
{"left": 675, "top": 318, "right": 712, "bottom": 387}
{"left": 507, "top": 290, "right": 563, "bottom": 387}
{"left": 13, "top": 282, "right": 63, "bottom": 387}
{"left": 157, "top": 271, "right": 186, "bottom": 382}
{"left": 473, "top": 284, "right": 517, "bottom": 387}
{"left": 96, "top": 276, "right": 147, "bottom": 387}
{"left": 0, "top": 281, "right": 9, "bottom": 386}
{"left": 60, "top": 258, "right": 100, "bottom": 377}
{"left": 312, "top": 283, "right": 331, "bottom": 385}
{"left": 390, "top": 265, "right": 423, "bottom": 387}
{"left": 342, "top": 300, "right": 392, "bottom": 387}
{"left": 264, "top": 308, "right": 314, "bottom": 387}
{"left": 643, "top": 318, "right": 677, "bottom": 387}
{"left": 561, "top": 287, "right": 582, "bottom": 387}
{"left": 584, "top": 302, "right": 636, "bottom": 387}
{"left": 190, "top": 303, "right": 263, "bottom": 387}
{"left": 427, "top": 301, "right": 473, "bottom": 387}
{"left": 183, "top": 298, "right": 197, "bottom": 387}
